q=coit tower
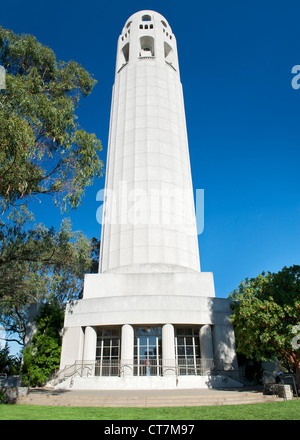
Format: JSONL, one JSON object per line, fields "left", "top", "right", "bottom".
{"left": 58, "top": 11, "right": 239, "bottom": 390}
{"left": 99, "top": 10, "right": 200, "bottom": 274}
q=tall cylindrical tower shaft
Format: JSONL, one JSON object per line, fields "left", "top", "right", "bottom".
{"left": 99, "top": 11, "right": 200, "bottom": 274}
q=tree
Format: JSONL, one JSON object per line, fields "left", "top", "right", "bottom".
{"left": 0, "top": 343, "right": 21, "bottom": 375}
{"left": 0, "top": 207, "right": 97, "bottom": 346}
{"left": 22, "top": 302, "right": 64, "bottom": 386}
{"left": 90, "top": 237, "right": 100, "bottom": 274}
{"left": 0, "top": 27, "right": 102, "bottom": 365}
{"left": 229, "top": 265, "right": 300, "bottom": 391}
{"left": 0, "top": 27, "right": 103, "bottom": 212}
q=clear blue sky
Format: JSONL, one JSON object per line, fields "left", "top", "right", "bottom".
{"left": 1, "top": 0, "right": 300, "bottom": 299}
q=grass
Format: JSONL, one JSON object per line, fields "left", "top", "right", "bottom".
{"left": 0, "top": 400, "right": 299, "bottom": 420}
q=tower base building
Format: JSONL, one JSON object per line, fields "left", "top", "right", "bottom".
{"left": 59, "top": 272, "right": 241, "bottom": 389}
{"left": 58, "top": 11, "right": 241, "bottom": 390}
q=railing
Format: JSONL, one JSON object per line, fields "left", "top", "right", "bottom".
{"left": 54, "top": 358, "right": 239, "bottom": 385}
{"left": 0, "top": 373, "right": 7, "bottom": 386}
{"left": 165, "top": 60, "right": 177, "bottom": 71}
{"left": 0, "top": 373, "right": 31, "bottom": 388}
{"left": 117, "top": 62, "right": 128, "bottom": 73}
{"left": 138, "top": 56, "right": 156, "bottom": 60}
{"left": 52, "top": 362, "right": 94, "bottom": 386}
{"left": 263, "top": 371, "right": 298, "bottom": 398}
{"left": 283, "top": 375, "right": 298, "bottom": 398}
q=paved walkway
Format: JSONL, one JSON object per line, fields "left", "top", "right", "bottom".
{"left": 17, "top": 386, "right": 282, "bottom": 407}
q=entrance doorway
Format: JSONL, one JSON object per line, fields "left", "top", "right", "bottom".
{"left": 95, "top": 327, "right": 120, "bottom": 376}
{"left": 175, "top": 327, "right": 201, "bottom": 375}
{"left": 134, "top": 327, "right": 162, "bottom": 376}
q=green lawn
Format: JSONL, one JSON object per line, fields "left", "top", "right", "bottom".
{"left": 0, "top": 400, "right": 299, "bottom": 420}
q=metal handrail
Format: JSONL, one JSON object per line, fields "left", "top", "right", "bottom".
{"left": 74, "top": 364, "right": 93, "bottom": 378}
{"left": 282, "top": 375, "right": 298, "bottom": 398}
{"left": 53, "top": 362, "right": 94, "bottom": 386}
{"left": 165, "top": 60, "right": 177, "bottom": 71}
{"left": 117, "top": 62, "right": 128, "bottom": 73}
{"left": 54, "top": 359, "right": 238, "bottom": 384}
{"left": 263, "top": 371, "right": 298, "bottom": 399}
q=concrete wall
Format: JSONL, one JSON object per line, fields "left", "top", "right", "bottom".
{"left": 60, "top": 326, "right": 84, "bottom": 369}
{"left": 100, "top": 10, "right": 200, "bottom": 274}
{"left": 83, "top": 271, "right": 215, "bottom": 299}
{"left": 63, "top": 296, "right": 232, "bottom": 329}
{"left": 60, "top": 283, "right": 237, "bottom": 372}
{"left": 59, "top": 11, "right": 240, "bottom": 388}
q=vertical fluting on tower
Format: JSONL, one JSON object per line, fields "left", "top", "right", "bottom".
{"left": 99, "top": 11, "right": 200, "bottom": 274}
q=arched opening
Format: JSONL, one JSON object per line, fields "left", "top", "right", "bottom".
{"left": 122, "top": 42, "right": 129, "bottom": 63}
{"left": 139, "top": 36, "right": 155, "bottom": 57}
{"left": 142, "top": 14, "right": 151, "bottom": 21}
{"left": 164, "top": 42, "right": 173, "bottom": 60}
{"left": 164, "top": 42, "right": 176, "bottom": 70}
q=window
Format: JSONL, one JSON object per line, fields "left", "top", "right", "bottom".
{"left": 134, "top": 327, "right": 162, "bottom": 376}
{"left": 164, "top": 42, "right": 172, "bottom": 59}
{"left": 139, "top": 36, "right": 155, "bottom": 57}
{"left": 161, "top": 20, "right": 167, "bottom": 28}
{"left": 142, "top": 14, "right": 151, "bottom": 21}
{"left": 122, "top": 42, "right": 129, "bottom": 63}
{"left": 175, "top": 327, "right": 201, "bottom": 375}
{"left": 95, "top": 327, "right": 120, "bottom": 376}
{"left": 164, "top": 41, "right": 176, "bottom": 66}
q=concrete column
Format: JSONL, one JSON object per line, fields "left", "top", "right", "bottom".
{"left": 83, "top": 326, "right": 97, "bottom": 375}
{"left": 60, "top": 326, "right": 84, "bottom": 370}
{"left": 212, "top": 324, "right": 238, "bottom": 370}
{"left": 120, "top": 324, "right": 134, "bottom": 376}
{"left": 162, "top": 324, "right": 176, "bottom": 376}
{"left": 199, "top": 325, "right": 214, "bottom": 372}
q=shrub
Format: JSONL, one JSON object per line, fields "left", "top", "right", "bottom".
{"left": 22, "top": 302, "right": 64, "bottom": 386}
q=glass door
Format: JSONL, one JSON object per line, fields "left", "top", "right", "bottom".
{"left": 175, "top": 327, "right": 201, "bottom": 375}
{"left": 95, "top": 327, "right": 120, "bottom": 376}
{"left": 134, "top": 327, "right": 162, "bottom": 376}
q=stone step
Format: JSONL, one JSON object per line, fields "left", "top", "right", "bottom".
{"left": 17, "top": 389, "right": 282, "bottom": 407}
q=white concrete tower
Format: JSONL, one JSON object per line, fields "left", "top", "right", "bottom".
{"left": 100, "top": 11, "right": 200, "bottom": 274}
{"left": 58, "top": 11, "right": 240, "bottom": 390}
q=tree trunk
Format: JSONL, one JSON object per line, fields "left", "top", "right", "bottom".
{"left": 296, "top": 363, "right": 300, "bottom": 394}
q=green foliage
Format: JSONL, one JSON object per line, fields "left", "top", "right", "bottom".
{"left": 0, "top": 27, "right": 102, "bottom": 364}
{"left": 22, "top": 302, "right": 64, "bottom": 386}
{"left": 230, "top": 265, "right": 300, "bottom": 388}
{"left": 237, "top": 353, "right": 263, "bottom": 384}
{"left": 0, "top": 207, "right": 96, "bottom": 345}
{"left": 0, "top": 27, "right": 103, "bottom": 211}
{"left": 0, "top": 344, "right": 21, "bottom": 375}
